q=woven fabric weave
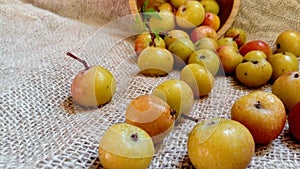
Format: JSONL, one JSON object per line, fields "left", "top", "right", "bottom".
{"left": 1, "top": 0, "right": 300, "bottom": 168}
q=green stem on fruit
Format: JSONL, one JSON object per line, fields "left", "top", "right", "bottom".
{"left": 66, "top": 52, "right": 89, "bottom": 70}
{"left": 144, "top": 20, "right": 157, "bottom": 47}
{"left": 140, "top": 0, "right": 161, "bottom": 47}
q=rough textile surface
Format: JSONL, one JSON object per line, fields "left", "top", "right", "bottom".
{"left": 1, "top": 0, "right": 300, "bottom": 168}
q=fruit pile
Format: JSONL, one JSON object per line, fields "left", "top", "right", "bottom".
{"left": 65, "top": 0, "right": 300, "bottom": 168}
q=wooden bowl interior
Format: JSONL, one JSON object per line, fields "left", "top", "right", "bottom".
{"left": 129, "top": 0, "right": 240, "bottom": 38}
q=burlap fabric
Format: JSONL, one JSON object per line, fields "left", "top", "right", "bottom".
{"left": 1, "top": 0, "right": 300, "bottom": 168}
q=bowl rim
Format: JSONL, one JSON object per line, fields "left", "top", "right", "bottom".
{"left": 216, "top": 0, "right": 241, "bottom": 38}
{"left": 128, "top": 0, "right": 241, "bottom": 38}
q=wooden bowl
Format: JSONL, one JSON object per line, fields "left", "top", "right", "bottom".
{"left": 129, "top": 0, "right": 241, "bottom": 38}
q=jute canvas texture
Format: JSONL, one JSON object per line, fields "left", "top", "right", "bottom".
{"left": 1, "top": 0, "right": 300, "bottom": 168}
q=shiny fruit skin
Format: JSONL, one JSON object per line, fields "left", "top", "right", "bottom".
{"left": 170, "top": 0, "right": 186, "bottom": 9}
{"left": 269, "top": 52, "right": 299, "bottom": 81}
{"left": 200, "top": 0, "right": 220, "bottom": 15}
{"left": 176, "top": 1, "right": 206, "bottom": 29}
{"left": 190, "top": 25, "right": 218, "bottom": 43}
{"left": 231, "top": 91, "right": 286, "bottom": 144}
{"left": 272, "top": 71, "right": 300, "bottom": 110}
{"left": 239, "top": 40, "right": 272, "bottom": 59}
{"left": 168, "top": 38, "right": 195, "bottom": 63}
{"left": 217, "top": 37, "right": 238, "bottom": 50}
{"left": 288, "top": 102, "right": 300, "bottom": 141}
{"left": 224, "top": 27, "right": 247, "bottom": 47}
{"left": 188, "top": 48, "right": 220, "bottom": 76}
{"left": 137, "top": 46, "right": 174, "bottom": 76}
{"left": 125, "top": 94, "right": 176, "bottom": 144}
{"left": 134, "top": 32, "right": 166, "bottom": 55}
{"left": 200, "top": 12, "right": 221, "bottom": 31}
{"left": 152, "top": 79, "right": 194, "bottom": 120}
{"left": 188, "top": 118, "right": 255, "bottom": 169}
{"left": 99, "top": 123, "right": 154, "bottom": 169}
{"left": 235, "top": 56, "right": 272, "bottom": 87}
{"left": 180, "top": 63, "right": 214, "bottom": 98}
{"left": 158, "top": 2, "right": 174, "bottom": 12}
{"left": 164, "top": 29, "right": 190, "bottom": 47}
{"left": 71, "top": 65, "right": 116, "bottom": 107}
{"left": 276, "top": 30, "right": 300, "bottom": 57}
{"left": 149, "top": 10, "right": 175, "bottom": 33}
{"left": 243, "top": 50, "right": 267, "bottom": 60}
{"left": 217, "top": 45, "right": 243, "bottom": 74}
{"left": 194, "top": 37, "right": 219, "bottom": 51}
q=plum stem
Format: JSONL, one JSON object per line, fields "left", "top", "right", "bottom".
{"left": 144, "top": 19, "right": 156, "bottom": 47}
{"left": 181, "top": 114, "right": 199, "bottom": 123}
{"left": 233, "top": 34, "right": 240, "bottom": 41}
{"left": 66, "top": 52, "right": 89, "bottom": 70}
{"left": 149, "top": 32, "right": 157, "bottom": 47}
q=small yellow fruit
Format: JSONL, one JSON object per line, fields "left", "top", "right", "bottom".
{"left": 176, "top": 1, "right": 206, "bottom": 29}
{"left": 125, "top": 94, "right": 176, "bottom": 143}
{"left": 272, "top": 71, "right": 300, "bottom": 110}
{"left": 188, "top": 118, "right": 255, "bottom": 169}
{"left": 152, "top": 79, "right": 194, "bottom": 120}
{"left": 180, "top": 63, "right": 214, "bottom": 98}
{"left": 99, "top": 123, "right": 155, "bottom": 169}
{"left": 276, "top": 30, "right": 300, "bottom": 57}
{"left": 67, "top": 52, "right": 116, "bottom": 107}
{"left": 137, "top": 46, "right": 174, "bottom": 76}
{"left": 164, "top": 29, "right": 190, "bottom": 47}
{"left": 231, "top": 91, "right": 286, "bottom": 144}
{"left": 149, "top": 10, "right": 175, "bottom": 33}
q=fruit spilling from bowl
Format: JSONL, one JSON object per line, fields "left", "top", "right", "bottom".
{"left": 130, "top": 0, "right": 241, "bottom": 38}
{"left": 132, "top": 2, "right": 299, "bottom": 91}
{"left": 65, "top": 24, "right": 299, "bottom": 168}
{"left": 63, "top": 1, "right": 300, "bottom": 168}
